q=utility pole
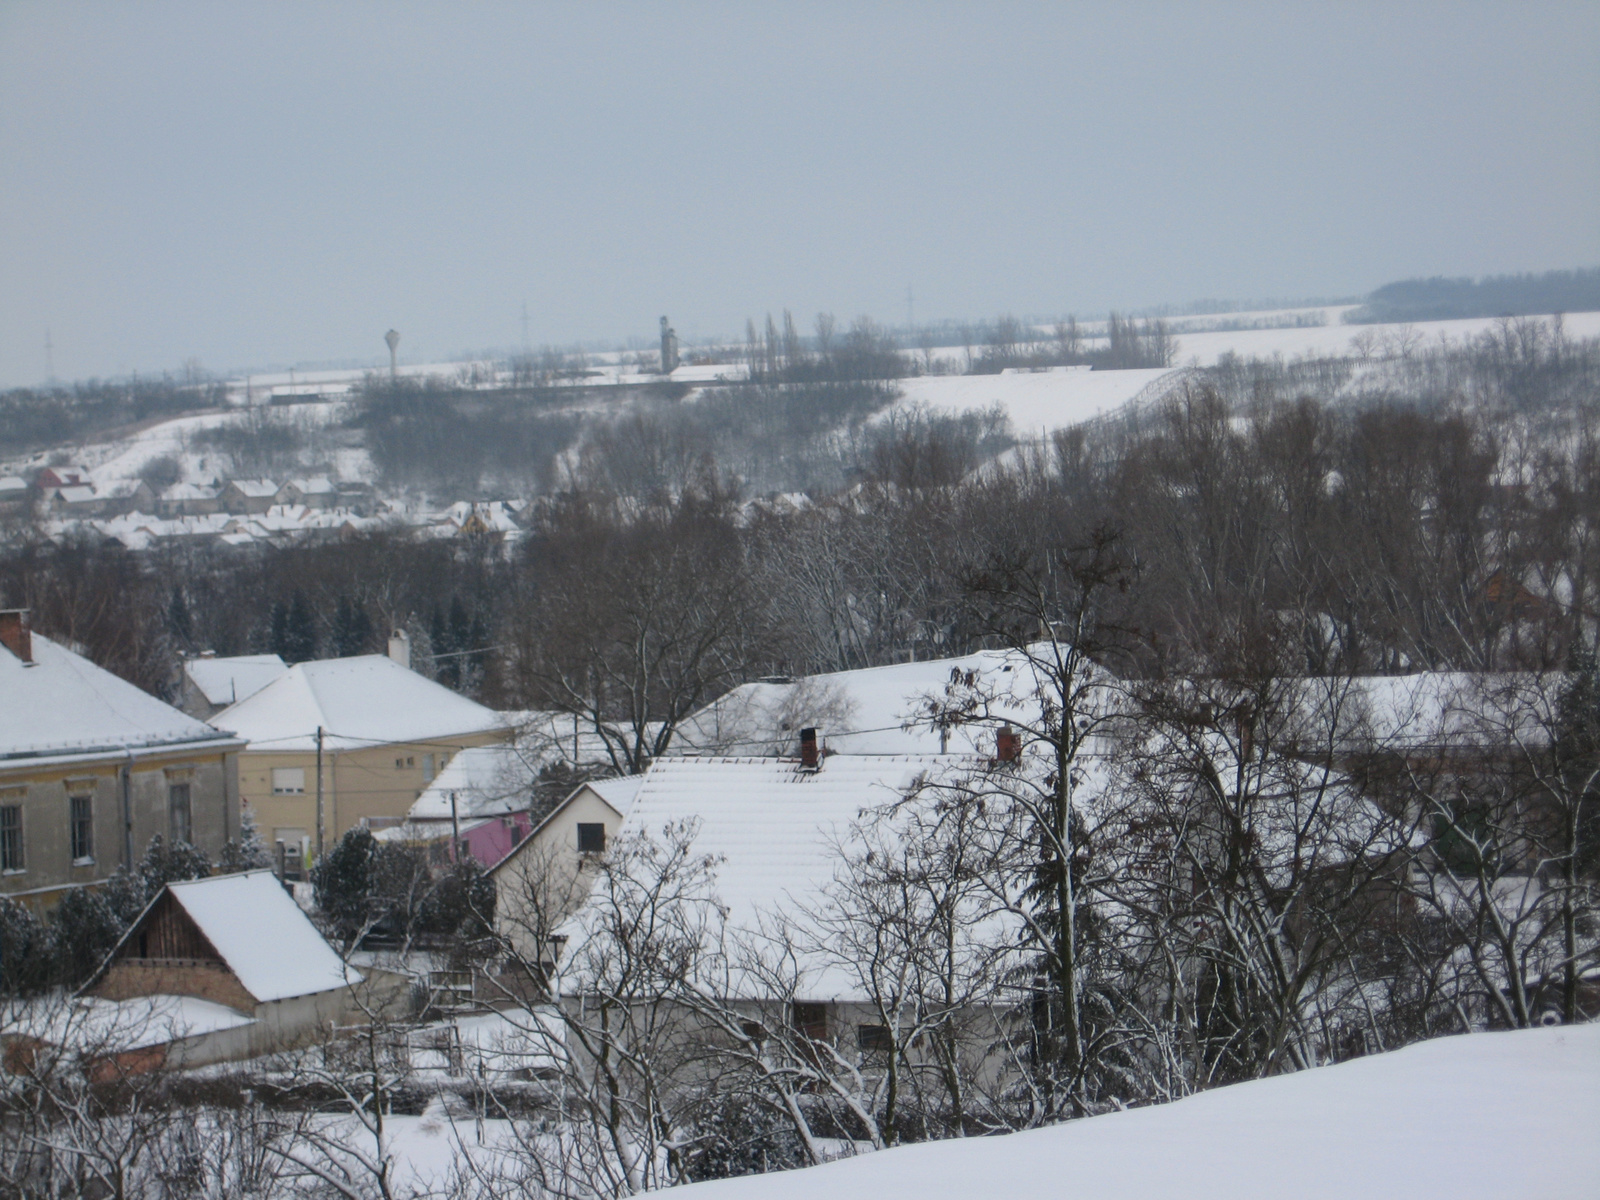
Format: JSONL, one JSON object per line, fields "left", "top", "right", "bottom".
{"left": 315, "top": 725, "right": 325, "bottom": 859}
{"left": 450, "top": 789, "right": 461, "bottom": 863}
{"left": 44, "top": 328, "right": 54, "bottom": 383}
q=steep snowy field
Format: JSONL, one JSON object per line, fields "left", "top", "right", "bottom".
{"left": 676, "top": 1025, "right": 1600, "bottom": 1200}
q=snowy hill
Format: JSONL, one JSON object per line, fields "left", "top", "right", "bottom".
{"left": 675, "top": 1025, "right": 1600, "bottom": 1200}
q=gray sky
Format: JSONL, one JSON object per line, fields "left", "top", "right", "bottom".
{"left": 2, "top": 1, "right": 1597, "bottom": 387}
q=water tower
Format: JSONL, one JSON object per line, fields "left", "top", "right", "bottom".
{"left": 384, "top": 329, "right": 400, "bottom": 379}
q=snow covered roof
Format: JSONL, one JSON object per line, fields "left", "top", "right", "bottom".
{"left": 677, "top": 646, "right": 1115, "bottom": 757}
{"left": 154, "top": 870, "right": 357, "bottom": 1003}
{"left": 184, "top": 654, "right": 289, "bottom": 707}
{"left": 0, "top": 631, "right": 240, "bottom": 761}
{"left": 0, "top": 476, "right": 28, "bottom": 493}
{"left": 285, "top": 476, "right": 336, "bottom": 494}
{"left": 673, "top": 1025, "right": 1599, "bottom": 1200}
{"left": 10, "top": 993, "right": 256, "bottom": 1054}
{"left": 212, "top": 655, "right": 508, "bottom": 752}
{"left": 406, "top": 744, "right": 539, "bottom": 821}
{"left": 565, "top": 754, "right": 978, "bottom": 999}
{"left": 225, "top": 478, "right": 279, "bottom": 497}
{"left": 584, "top": 774, "right": 644, "bottom": 815}
{"left": 1326, "top": 671, "right": 1556, "bottom": 749}
{"left": 161, "top": 482, "right": 218, "bottom": 500}
{"left": 53, "top": 484, "right": 98, "bottom": 504}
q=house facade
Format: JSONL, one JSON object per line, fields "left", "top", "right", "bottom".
{"left": 210, "top": 655, "right": 510, "bottom": 875}
{"left": 0, "top": 610, "right": 244, "bottom": 911}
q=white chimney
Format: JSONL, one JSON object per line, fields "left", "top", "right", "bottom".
{"left": 388, "top": 629, "right": 411, "bottom": 670}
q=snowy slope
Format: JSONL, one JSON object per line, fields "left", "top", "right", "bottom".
{"left": 677, "top": 1024, "right": 1600, "bottom": 1200}
{"left": 895, "top": 367, "right": 1183, "bottom": 434}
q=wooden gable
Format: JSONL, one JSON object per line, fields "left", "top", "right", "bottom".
{"left": 85, "top": 890, "right": 258, "bottom": 1012}
{"left": 120, "top": 891, "right": 223, "bottom": 964}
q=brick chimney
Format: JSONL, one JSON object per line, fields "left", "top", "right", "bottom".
{"left": 0, "top": 609, "right": 33, "bottom": 665}
{"left": 799, "top": 727, "right": 820, "bottom": 772}
{"left": 995, "top": 723, "right": 1021, "bottom": 764}
{"left": 388, "top": 629, "right": 411, "bottom": 670}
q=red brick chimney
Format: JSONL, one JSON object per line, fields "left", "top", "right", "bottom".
{"left": 0, "top": 609, "right": 33, "bottom": 665}
{"left": 995, "top": 723, "right": 1021, "bottom": 764}
{"left": 799, "top": 727, "right": 820, "bottom": 771}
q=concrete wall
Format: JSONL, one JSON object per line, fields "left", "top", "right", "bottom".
{"left": 0, "top": 746, "right": 238, "bottom": 910}
{"left": 239, "top": 728, "right": 509, "bottom": 855}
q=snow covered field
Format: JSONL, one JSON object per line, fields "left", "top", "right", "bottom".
{"left": 895, "top": 367, "right": 1185, "bottom": 435}
{"left": 674, "top": 1025, "right": 1600, "bottom": 1200}
{"left": 1172, "top": 308, "right": 1600, "bottom": 368}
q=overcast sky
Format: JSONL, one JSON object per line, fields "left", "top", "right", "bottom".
{"left": 1, "top": 1, "right": 1597, "bottom": 386}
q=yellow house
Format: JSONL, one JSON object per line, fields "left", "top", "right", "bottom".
{"left": 209, "top": 655, "right": 510, "bottom": 876}
{"left": 0, "top": 610, "right": 244, "bottom": 912}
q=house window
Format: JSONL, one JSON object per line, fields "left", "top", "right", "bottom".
{"left": 0, "top": 805, "right": 22, "bottom": 872}
{"left": 792, "top": 1002, "right": 827, "bottom": 1042}
{"left": 857, "top": 1023, "right": 893, "bottom": 1053}
{"left": 69, "top": 795, "right": 93, "bottom": 863}
{"left": 169, "top": 783, "right": 192, "bottom": 845}
{"left": 576, "top": 823, "right": 606, "bottom": 854}
{"left": 271, "top": 767, "right": 306, "bottom": 794}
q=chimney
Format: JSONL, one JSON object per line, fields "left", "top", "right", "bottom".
{"left": 995, "top": 723, "right": 1021, "bottom": 764}
{"left": 0, "top": 609, "right": 33, "bottom": 665}
{"left": 388, "top": 629, "right": 411, "bottom": 670}
{"left": 799, "top": 727, "right": 820, "bottom": 772}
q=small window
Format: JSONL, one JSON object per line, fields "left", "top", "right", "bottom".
{"left": 169, "top": 783, "right": 192, "bottom": 845}
{"left": 406, "top": 756, "right": 415, "bottom": 769}
{"left": 395, "top": 757, "right": 405, "bottom": 770}
{"left": 576, "top": 823, "right": 606, "bottom": 854}
{"left": 271, "top": 767, "right": 306, "bottom": 794}
{"left": 792, "top": 1002, "right": 827, "bottom": 1042}
{"left": 0, "top": 804, "right": 22, "bottom": 872}
{"left": 69, "top": 795, "right": 93, "bottom": 863}
{"left": 857, "top": 1023, "right": 893, "bottom": 1053}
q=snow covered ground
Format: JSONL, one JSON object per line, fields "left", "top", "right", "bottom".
{"left": 1172, "top": 308, "right": 1600, "bottom": 367}
{"left": 673, "top": 1025, "right": 1600, "bottom": 1200}
{"left": 895, "top": 367, "right": 1187, "bottom": 435}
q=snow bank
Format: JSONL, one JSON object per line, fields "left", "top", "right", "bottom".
{"left": 677, "top": 1025, "right": 1600, "bottom": 1200}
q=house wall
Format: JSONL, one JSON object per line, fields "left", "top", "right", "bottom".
{"left": 493, "top": 788, "right": 628, "bottom": 961}
{"left": 239, "top": 728, "right": 510, "bottom": 857}
{"left": 0, "top": 746, "right": 238, "bottom": 910}
{"left": 92, "top": 959, "right": 258, "bottom": 1012}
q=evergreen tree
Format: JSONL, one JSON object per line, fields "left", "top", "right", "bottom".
{"left": 138, "top": 833, "right": 211, "bottom": 896}
{"left": 0, "top": 897, "right": 52, "bottom": 996}
{"left": 284, "top": 589, "right": 319, "bottom": 662}
{"left": 312, "top": 826, "right": 379, "bottom": 940}
{"left": 431, "top": 605, "right": 457, "bottom": 686}
{"left": 218, "top": 806, "right": 274, "bottom": 872}
{"left": 332, "top": 594, "right": 374, "bottom": 658}
{"left": 166, "top": 585, "right": 193, "bottom": 648}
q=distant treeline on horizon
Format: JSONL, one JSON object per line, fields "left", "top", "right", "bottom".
{"left": 1347, "top": 266, "right": 1600, "bottom": 325}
